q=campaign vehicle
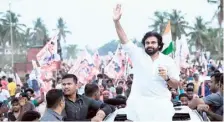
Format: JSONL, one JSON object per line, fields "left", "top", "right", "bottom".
{"left": 104, "top": 102, "right": 210, "bottom": 121}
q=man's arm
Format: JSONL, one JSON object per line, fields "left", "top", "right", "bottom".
{"left": 159, "top": 57, "right": 182, "bottom": 88}
{"left": 198, "top": 85, "right": 202, "bottom": 97}
{"left": 166, "top": 78, "right": 181, "bottom": 89}
{"left": 188, "top": 93, "right": 220, "bottom": 109}
{"left": 113, "top": 4, "right": 143, "bottom": 65}
{"left": 188, "top": 98, "right": 205, "bottom": 109}
{"left": 35, "top": 90, "right": 44, "bottom": 106}
{"left": 87, "top": 97, "right": 115, "bottom": 119}
{"left": 113, "top": 4, "right": 128, "bottom": 44}
{"left": 206, "top": 110, "right": 223, "bottom": 121}
{"left": 197, "top": 104, "right": 223, "bottom": 121}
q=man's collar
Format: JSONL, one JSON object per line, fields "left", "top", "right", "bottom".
{"left": 65, "top": 94, "right": 82, "bottom": 102}
{"left": 47, "top": 108, "right": 63, "bottom": 120}
{"left": 150, "top": 52, "right": 161, "bottom": 61}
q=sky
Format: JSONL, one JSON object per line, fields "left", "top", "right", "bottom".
{"left": 0, "top": 0, "right": 218, "bottom": 49}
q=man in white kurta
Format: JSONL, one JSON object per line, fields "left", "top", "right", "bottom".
{"left": 122, "top": 41, "right": 180, "bottom": 121}
{"left": 113, "top": 4, "right": 181, "bottom": 121}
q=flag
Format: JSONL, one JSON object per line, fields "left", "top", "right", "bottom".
{"left": 162, "top": 21, "right": 174, "bottom": 55}
{"left": 36, "top": 30, "right": 61, "bottom": 71}
{"left": 92, "top": 50, "right": 101, "bottom": 68}
{"left": 83, "top": 48, "right": 93, "bottom": 64}
{"left": 175, "top": 37, "right": 190, "bottom": 70}
{"left": 31, "top": 60, "right": 38, "bottom": 69}
{"left": 14, "top": 73, "right": 23, "bottom": 86}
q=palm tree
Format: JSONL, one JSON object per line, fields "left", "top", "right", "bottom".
{"left": 23, "top": 28, "right": 34, "bottom": 46}
{"left": 149, "top": 10, "right": 189, "bottom": 42}
{"left": 149, "top": 11, "right": 169, "bottom": 34}
{"left": 188, "top": 17, "right": 209, "bottom": 52}
{"left": 168, "top": 9, "right": 189, "bottom": 41}
{"left": 0, "top": 11, "right": 26, "bottom": 50}
{"left": 55, "top": 17, "right": 71, "bottom": 60}
{"left": 32, "top": 18, "right": 48, "bottom": 46}
{"left": 0, "top": 22, "right": 4, "bottom": 47}
{"left": 206, "top": 28, "right": 223, "bottom": 59}
{"left": 66, "top": 44, "right": 78, "bottom": 59}
{"left": 206, "top": 28, "right": 220, "bottom": 51}
{"left": 0, "top": 12, "right": 4, "bottom": 47}
{"left": 207, "top": 0, "right": 218, "bottom": 3}
{"left": 207, "top": 0, "right": 223, "bottom": 25}
{"left": 207, "top": 0, "right": 223, "bottom": 59}
{"left": 56, "top": 17, "right": 71, "bottom": 42}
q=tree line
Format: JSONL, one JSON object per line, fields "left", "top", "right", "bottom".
{"left": 0, "top": 0, "right": 222, "bottom": 68}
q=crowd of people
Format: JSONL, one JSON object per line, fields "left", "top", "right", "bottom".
{"left": 0, "top": 61, "right": 223, "bottom": 121}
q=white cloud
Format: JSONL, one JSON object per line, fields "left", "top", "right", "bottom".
{"left": 0, "top": 0, "right": 218, "bottom": 49}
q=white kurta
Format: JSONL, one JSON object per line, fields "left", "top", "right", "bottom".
{"left": 122, "top": 41, "right": 180, "bottom": 121}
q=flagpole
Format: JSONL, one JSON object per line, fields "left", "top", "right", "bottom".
{"left": 104, "top": 44, "right": 120, "bottom": 69}
{"left": 125, "top": 52, "right": 129, "bottom": 79}
{"left": 9, "top": 0, "right": 14, "bottom": 71}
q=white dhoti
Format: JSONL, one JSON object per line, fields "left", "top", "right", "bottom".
{"left": 125, "top": 95, "right": 175, "bottom": 121}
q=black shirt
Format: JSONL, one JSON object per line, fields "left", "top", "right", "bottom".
{"left": 63, "top": 94, "right": 115, "bottom": 121}
{"left": 7, "top": 112, "right": 16, "bottom": 121}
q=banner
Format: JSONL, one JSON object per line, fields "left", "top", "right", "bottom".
{"left": 36, "top": 31, "right": 61, "bottom": 71}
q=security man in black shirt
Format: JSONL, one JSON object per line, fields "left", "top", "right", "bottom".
{"left": 61, "top": 74, "right": 115, "bottom": 121}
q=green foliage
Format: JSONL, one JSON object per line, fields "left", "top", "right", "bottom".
{"left": 98, "top": 40, "right": 119, "bottom": 55}
{"left": 149, "top": 10, "right": 189, "bottom": 41}
{"left": 98, "top": 39, "right": 143, "bottom": 55}
{"left": 65, "top": 44, "right": 78, "bottom": 59}
{"left": 149, "top": 9, "right": 222, "bottom": 60}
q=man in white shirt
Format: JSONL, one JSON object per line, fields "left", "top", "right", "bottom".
{"left": 0, "top": 84, "right": 10, "bottom": 103}
{"left": 113, "top": 4, "right": 181, "bottom": 121}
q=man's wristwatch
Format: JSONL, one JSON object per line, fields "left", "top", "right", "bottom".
{"left": 165, "top": 76, "right": 170, "bottom": 82}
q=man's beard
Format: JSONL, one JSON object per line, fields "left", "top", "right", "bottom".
{"left": 145, "top": 47, "right": 159, "bottom": 56}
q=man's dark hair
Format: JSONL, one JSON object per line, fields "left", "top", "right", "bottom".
{"left": 50, "top": 41, "right": 55, "bottom": 45}
{"left": 62, "top": 74, "right": 78, "bottom": 84}
{"left": 2, "top": 76, "right": 6, "bottom": 79}
{"left": 25, "top": 74, "right": 29, "bottom": 78}
{"left": 81, "top": 59, "right": 88, "bottom": 64}
{"left": 107, "top": 79, "right": 113, "bottom": 84}
{"left": 210, "top": 66, "right": 216, "bottom": 71}
{"left": 186, "top": 83, "right": 194, "bottom": 88}
{"left": 25, "top": 88, "right": 34, "bottom": 94}
{"left": 141, "top": 31, "right": 164, "bottom": 51}
{"left": 186, "top": 88, "right": 194, "bottom": 92}
{"left": 193, "top": 73, "right": 199, "bottom": 78}
{"left": 179, "top": 93, "right": 188, "bottom": 100}
{"left": 220, "top": 74, "right": 223, "bottom": 85}
{"left": 21, "top": 110, "right": 41, "bottom": 121}
{"left": 46, "top": 89, "right": 64, "bottom": 109}
{"left": 126, "top": 80, "right": 132, "bottom": 85}
{"left": 11, "top": 98, "right": 19, "bottom": 105}
{"left": 118, "top": 81, "right": 124, "bottom": 85}
{"left": 211, "top": 73, "right": 222, "bottom": 84}
{"left": 116, "top": 86, "right": 123, "bottom": 95}
{"left": 20, "top": 92, "right": 30, "bottom": 100}
{"left": 8, "top": 78, "right": 13, "bottom": 83}
{"left": 214, "top": 70, "right": 220, "bottom": 74}
{"left": 84, "top": 83, "right": 99, "bottom": 97}
{"left": 97, "top": 74, "right": 103, "bottom": 79}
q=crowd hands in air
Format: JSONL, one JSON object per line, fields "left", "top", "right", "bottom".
{"left": 0, "top": 4, "right": 223, "bottom": 122}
